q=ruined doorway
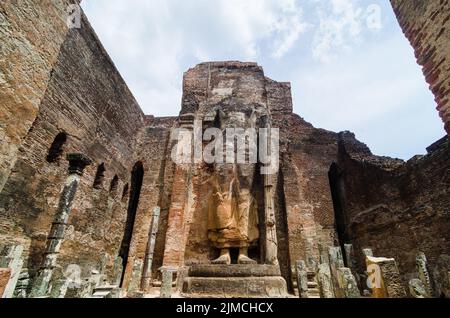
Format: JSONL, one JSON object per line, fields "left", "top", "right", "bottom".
{"left": 119, "top": 161, "right": 144, "bottom": 286}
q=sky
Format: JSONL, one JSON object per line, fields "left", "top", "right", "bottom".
{"left": 81, "top": 0, "right": 445, "bottom": 160}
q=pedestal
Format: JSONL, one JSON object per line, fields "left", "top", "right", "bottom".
{"left": 182, "top": 264, "right": 288, "bottom": 298}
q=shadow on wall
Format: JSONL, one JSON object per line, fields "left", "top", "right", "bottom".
{"left": 118, "top": 161, "right": 144, "bottom": 287}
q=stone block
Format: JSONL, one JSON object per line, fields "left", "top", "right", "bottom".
{"left": 64, "top": 280, "right": 94, "bottom": 298}
{"left": 47, "top": 267, "right": 69, "bottom": 298}
{"left": 343, "top": 244, "right": 354, "bottom": 268}
{"left": 337, "top": 267, "right": 360, "bottom": 298}
{"left": 432, "top": 254, "right": 450, "bottom": 298}
{"left": 295, "top": 260, "right": 308, "bottom": 298}
{"left": 416, "top": 252, "right": 433, "bottom": 297}
{"left": 409, "top": 279, "right": 427, "bottom": 298}
{"left": 188, "top": 264, "right": 281, "bottom": 277}
{"left": 106, "top": 287, "right": 122, "bottom": 298}
{"left": 362, "top": 248, "right": 373, "bottom": 257}
{"left": 317, "top": 263, "right": 335, "bottom": 298}
{"left": 112, "top": 256, "right": 123, "bottom": 286}
{"left": 160, "top": 267, "right": 176, "bottom": 298}
{"left": 328, "top": 246, "right": 345, "bottom": 298}
{"left": 127, "top": 259, "right": 143, "bottom": 293}
{"left": 30, "top": 268, "right": 53, "bottom": 298}
{"left": 318, "top": 244, "right": 330, "bottom": 265}
{"left": 366, "top": 256, "right": 406, "bottom": 298}
{"left": 182, "top": 276, "right": 288, "bottom": 298}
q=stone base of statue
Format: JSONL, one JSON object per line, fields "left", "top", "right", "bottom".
{"left": 181, "top": 264, "right": 288, "bottom": 298}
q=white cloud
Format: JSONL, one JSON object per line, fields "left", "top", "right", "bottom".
{"left": 271, "top": 11, "right": 308, "bottom": 59}
{"left": 81, "top": 0, "right": 445, "bottom": 159}
{"left": 293, "top": 30, "right": 443, "bottom": 158}
{"left": 297, "top": 32, "right": 416, "bottom": 128}
{"left": 82, "top": 0, "right": 306, "bottom": 116}
{"left": 312, "top": 0, "right": 364, "bottom": 63}
{"left": 271, "top": 0, "right": 309, "bottom": 59}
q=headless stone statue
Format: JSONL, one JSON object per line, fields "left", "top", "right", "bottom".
{"left": 207, "top": 163, "right": 259, "bottom": 264}
{"left": 206, "top": 103, "right": 264, "bottom": 265}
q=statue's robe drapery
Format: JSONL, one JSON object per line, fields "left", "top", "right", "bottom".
{"left": 207, "top": 163, "right": 259, "bottom": 249}
{"left": 205, "top": 102, "right": 267, "bottom": 250}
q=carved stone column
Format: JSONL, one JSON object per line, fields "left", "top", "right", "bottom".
{"left": 30, "top": 153, "right": 91, "bottom": 297}
{"left": 141, "top": 206, "right": 160, "bottom": 291}
{"left": 261, "top": 115, "right": 279, "bottom": 266}
{"left": 295, "top": 260, "right": 308, "bottom": 298}
{"left": 317, "top": 263, "right": 335, "bottom": 298}
{"left": 416, "top": 252, "right": 433, "bottom": 297}
{"left": 264, "top": 173, "right": 278, "bottom": 265}
{"left": 159, "top": 266, "right": 177, "bottom": 298}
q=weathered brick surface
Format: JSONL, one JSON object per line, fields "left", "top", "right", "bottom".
{"left": 275, "top": 114, "right": 338, "bottom": 288}
{"left": 0, "top": 2, "right": 449, "bottom": 298}
{"left": 121, "top": 116, "right": 175, "bottom": 287}
{"left": 332, "top": 133, "right": 450, "bottom": 287}
{"left": 0, "top": 268, "right": 12, "bottom": 297}
{"left": 390, "top": 0, "right": 450, "bottom": 134}
{"left": 155, "top": 62, "right": 340, "bottom": 294}
{"left": 0, "top": 13, "right": 145, "bottom": 288}
{"left": 0, "top": 0, "right": 80, "bottom": 193}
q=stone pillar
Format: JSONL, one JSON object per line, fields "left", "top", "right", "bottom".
{"left": 264, "top": 173, "right": 278, "bottom": 265}
{"left": 141, "top": 206, "right": 161, "bottom": 292}
{"left": 127, "top": 259, "right": 144, "bottom": 293}
{"left": 343, "top": 244, "right": 354, "bottom": 268}
{"left": 30, "top": 153, "right": 91, "bottom": 297}
{"left": 262, "top": 115, "right": 279, "bottom": 266}
{"left": 416, "top": 252, "right": 433, "bottom": 297}
{"left": 328, "top": 246, "right": 345, "bottom": 298}
{"left": 317, "top": 263, "right": 335, "bottom": 298}
{"left": 112, "top": 256, "right": 123, "bottom": 286}
{"left": 362, "top": 248, "right": 373, "bottom": 257}
{"left": 337, "top": 268, "right": 360, "bottom": 298}
{"left": 295, "top": 260, "right": 308, "bottom": 298}
{"left": 366, "top": 256, "right": 406, "bottom": 298}
{"left": 48, "top": 267, "right": 70, "bottom": 298}
{"left": 64, "top": 280, "right": 94, "bottom": 298}
{"left": 318, "top": 243, "right": 330, "bottom": 265}
{"left": 0, "top": 244, "right": 24, "bottom": 298}
{"left": 433, "top": 254, "right": 450, "bottom": 298}
{"left": 160, "top": 266, "right": 177, "bottom": 298}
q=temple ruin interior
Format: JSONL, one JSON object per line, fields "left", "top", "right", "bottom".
{"left": 0, "top": 1, "right": 449, "bottom": 299}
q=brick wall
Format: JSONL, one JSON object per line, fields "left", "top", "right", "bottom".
{"left": 0, "top": 12, "right": 145, "bottom": 286}
{"left": 332, "top": 132, "right": 450, "bottom": 286}
{"left": 390, "top": 0, "right": 450, "bottom": 134}
{"left": 0, "top": 0, "right": 80, "bottom": 192}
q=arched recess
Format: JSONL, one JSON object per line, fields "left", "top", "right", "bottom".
{"left": 118, "top": 161, "right": 144, "bottom": 286}
{"left": 109, "top": 175, "right": 119, "bottom": 196}
{"left": 93, "top": 163, "right": 106, "bottom": 189}
{"left": 46, "top": 132, "right": 67, "bottom": 163}
{"left": 121, "top": 183, "right": 129, "bottom": 203}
